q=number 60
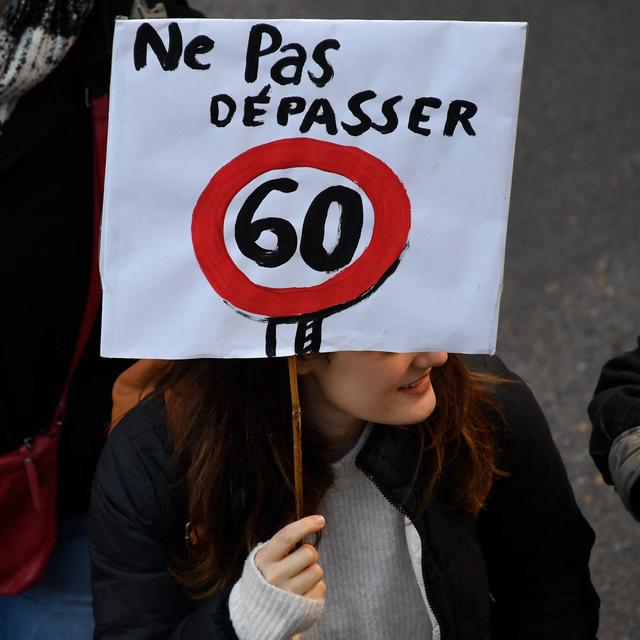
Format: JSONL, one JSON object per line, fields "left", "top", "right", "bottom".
{"left": 234, "top": 177, "right": 364, "bottom": 273}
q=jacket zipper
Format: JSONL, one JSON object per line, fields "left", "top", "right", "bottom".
{"left": 356, "top": 464, "right": 443, "bottom": 639}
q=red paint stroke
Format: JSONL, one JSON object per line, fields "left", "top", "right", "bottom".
{"left": 192, "top": 137, "right": 411, "bottom": 318}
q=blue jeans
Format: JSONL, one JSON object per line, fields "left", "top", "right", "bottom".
{"left": 0, "top": 513, "right": 94, "bottom": 640}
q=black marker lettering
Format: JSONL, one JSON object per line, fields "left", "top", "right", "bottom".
{"left": 234, "top": 178, "right": 299, "bottom": 268}
{"left": 444, "top": 100, "right": 477, "bottom": 136}
{"left": 133, "top": 22, "right": 182, "bottom": 71}
{"left": 243, "top": 84, "right": 271, "bottom": 127}
{"left": 210, "top": 94, "right": 236, "bottom": 127}
{"left": 371, "top": 95, "right": 403, "bottom": 134}
{"left": 408, "top": 97, "right": 442, "bottom": 136}
{"left": 271, "top": 43, "right": 307, "bottom": 85}
{"left": 308, "top": 39, "right": 340, "bottom": 88}
{"left": 184, "top": 35, "right": 214, "bottom": 70}
{"left": 277, "top": 97, "right": 306, "bottom": 126}
{"left": 300, "top": 98, "right": 338, "bottom": 135}
{"left": 300, "top": 186, "right": 363, "bottom": 272}
{"left": 341, "top": 90, "right": 375, "bottom": 136}
{"left": 245, "top": 24, "right": 282, "bottom": 83}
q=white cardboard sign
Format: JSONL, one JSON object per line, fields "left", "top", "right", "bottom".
{"left": 101, "top": 19, "right": 526, "bottom": 358}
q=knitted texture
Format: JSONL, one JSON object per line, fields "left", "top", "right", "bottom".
{"left": 306, "top": 425, "right": 432, "bottom": 639}
{"left": 229, "top": 544, "right": 324, "bottom": 640}
{"left": 0, "top": 0, "right": 94, "bottom": 130}
{"left": 229, "top": 425, "right": 432, "bottom": 639}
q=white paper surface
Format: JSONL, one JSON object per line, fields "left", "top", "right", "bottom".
{"left": 101, "top": 18, "right": 526, "bottom": 358}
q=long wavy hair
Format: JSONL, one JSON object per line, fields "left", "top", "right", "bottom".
{"left": 148, "top": 353, "right": 503, "bottom": 601}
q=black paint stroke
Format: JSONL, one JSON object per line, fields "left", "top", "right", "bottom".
{"left": 294, "top": 318, "right": 323, "bottom": 354}
{"left": 133, "top": 22, "right": 182, "bottom": 71}
{"left": 235, "top": 177, "right": 298, "bottom": 268}
{"left": 227, "top": 245, "right": 408, "bottom": 357}
{"left": 299, "top": 185, "right": 363, "bottom": 273}
{"left": 444, "top": 100, "right": 478, "bottom": 137}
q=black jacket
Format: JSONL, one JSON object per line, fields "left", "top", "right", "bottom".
{"left": 90, "top": 356, "right": 599, "bottom": 639}
{"left": 588, "top": 336, "right": 640, "bottom": 517}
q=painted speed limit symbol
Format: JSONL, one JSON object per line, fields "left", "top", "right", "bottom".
{"left": 192, "top": 137, "right": 411, "bottom": 356}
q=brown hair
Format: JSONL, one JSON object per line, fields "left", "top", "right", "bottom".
{"left": 151, "top": 353, "right": 503, "bottom": 601}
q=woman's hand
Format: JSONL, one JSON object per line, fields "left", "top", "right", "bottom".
{"left": 255, "top": 515, "right": 326, "bottom": 600}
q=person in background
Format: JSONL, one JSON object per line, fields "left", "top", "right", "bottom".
{"left": 589, "top": 336, "right": 640, "bottom": 520}
{"left": 0, "top": 1, "right": 200, "bottom": 637}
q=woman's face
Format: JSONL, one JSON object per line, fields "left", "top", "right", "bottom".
{"left": 298, "top": 351, "right": 449, "bottom": 432}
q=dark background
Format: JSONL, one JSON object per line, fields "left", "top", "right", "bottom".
{"left": 192, "top": 1, "right": 640, "bottom": 635}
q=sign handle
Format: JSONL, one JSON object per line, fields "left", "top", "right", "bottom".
{"left": 288, "top": 355, "right": 304, "bottom": 521}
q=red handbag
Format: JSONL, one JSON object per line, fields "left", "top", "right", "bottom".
{"left": 0, "top": 426, "right": 61, "bottom": 594}
{"left": 0, "top": 95, "right": 108, "bottom": 595}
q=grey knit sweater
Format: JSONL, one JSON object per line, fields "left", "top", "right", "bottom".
{"left": 229, "top": 425, "right": 434, "bottom": 639}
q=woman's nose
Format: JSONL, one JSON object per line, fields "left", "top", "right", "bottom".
{"left": 413, "top": 351, "right": 448, "bottom": 369}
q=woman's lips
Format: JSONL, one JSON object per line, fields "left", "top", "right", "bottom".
{"left": 398, "top": 373, "right": 432, "bottom": 395}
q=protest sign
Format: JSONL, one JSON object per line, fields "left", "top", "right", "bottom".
{"left": 101, "top": 19, "right": 526, "bottom": 358}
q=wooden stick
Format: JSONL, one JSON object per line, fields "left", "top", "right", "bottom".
{"left": 288, "top": 355, "right": 304, "bottom": 521}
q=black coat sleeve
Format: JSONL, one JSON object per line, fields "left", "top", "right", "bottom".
{"left": 89, "top": 411, "right": 238, "bottom": 639}
{"left": 588, "top": 336, "right": 640, "bottom": 483}
{"left": 474, "top": 357, "right": 599, "bottom": 640}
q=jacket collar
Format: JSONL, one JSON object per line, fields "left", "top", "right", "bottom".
{"left": 355, "top": 423, "right": 425, "bottom": 519}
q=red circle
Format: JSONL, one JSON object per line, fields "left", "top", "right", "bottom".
{"left": 192, "top": 138, "right": 411, "bottom": 318}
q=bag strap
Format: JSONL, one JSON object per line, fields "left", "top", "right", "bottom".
{"left": 49, "top": 94, "right": 109, "bottom": 432}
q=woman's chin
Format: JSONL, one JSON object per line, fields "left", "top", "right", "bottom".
{"left": 392, "top": 388, "right": 437, "bottom": 425}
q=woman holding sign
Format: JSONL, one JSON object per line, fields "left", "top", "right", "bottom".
{"left": 93, "top": 16, "right": 597, "bottom": 640}
{"left": 90, "top": 352, "right": 599, "bottom": 639}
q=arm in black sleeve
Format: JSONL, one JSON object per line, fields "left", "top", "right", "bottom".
{"left": 89, "top": 407, "right": 238, "bottom": 639}
{"left": 475, "top": 357, "right": 599, "bottom": 640}
{"left": 588, "top": 337, "right": 640, "bottom": 519}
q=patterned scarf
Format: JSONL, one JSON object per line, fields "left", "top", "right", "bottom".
{"left": 0, "top": 0, "right": 94, "bottom": 132}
